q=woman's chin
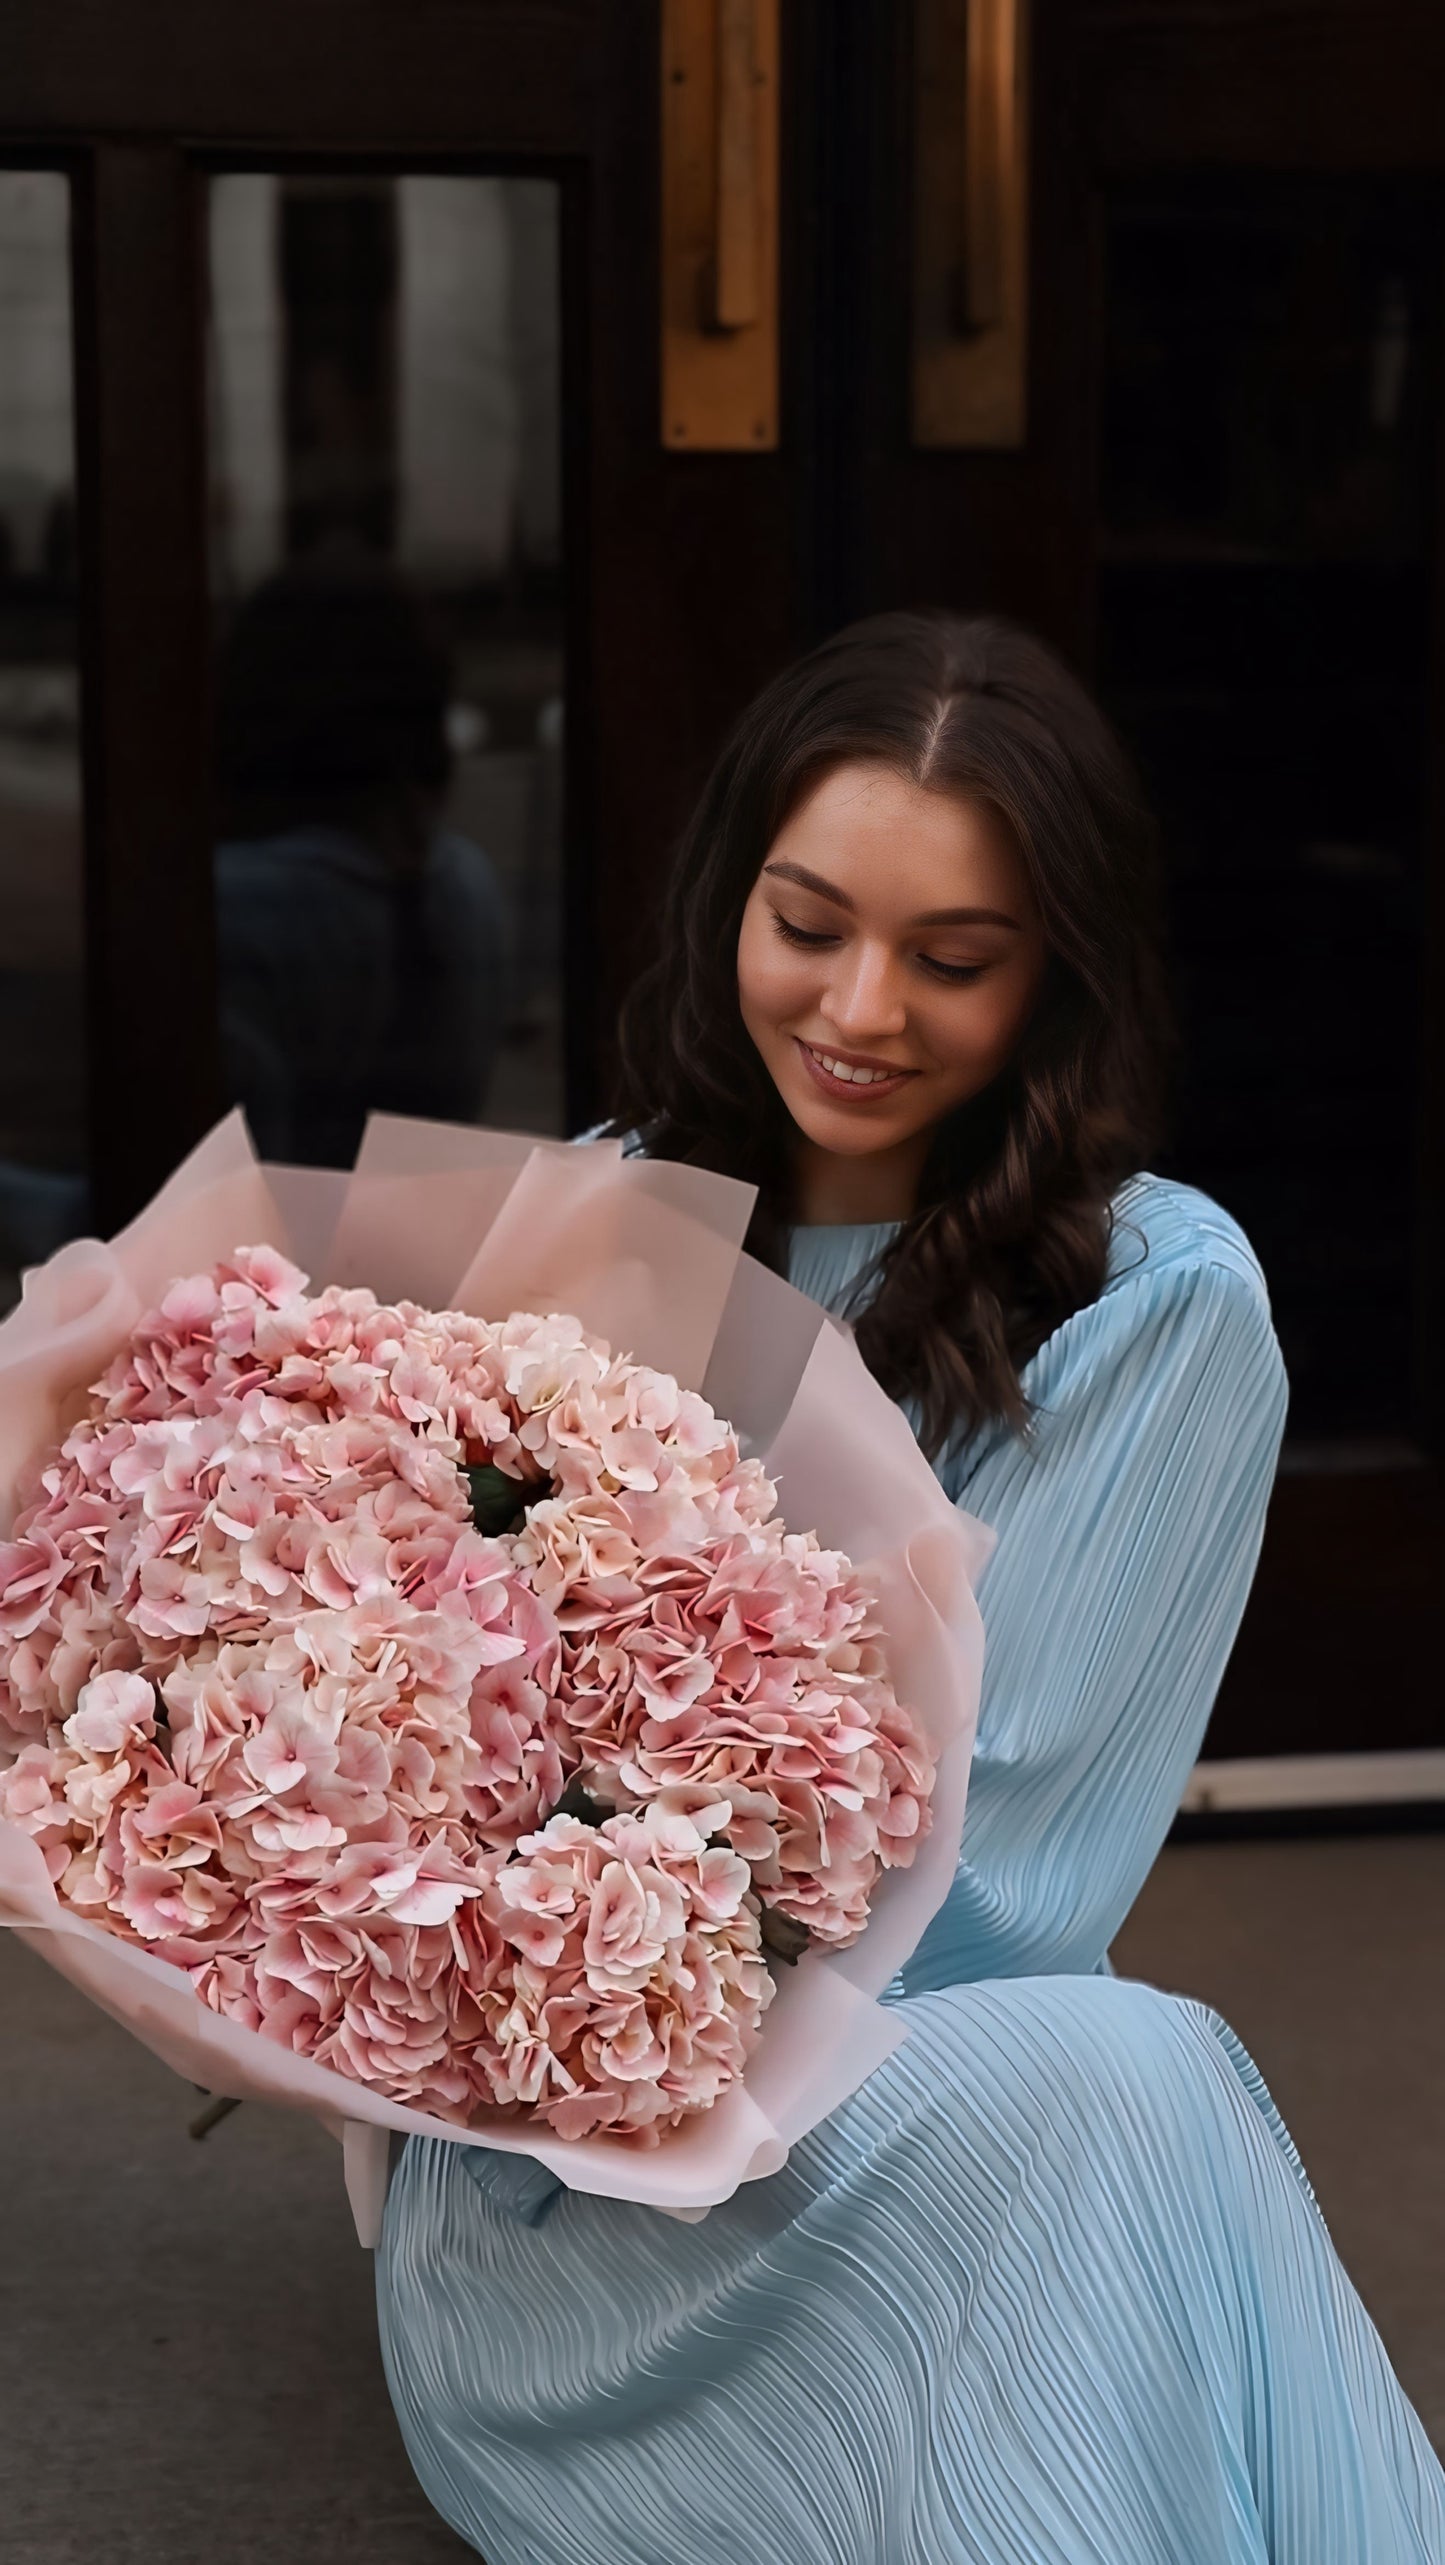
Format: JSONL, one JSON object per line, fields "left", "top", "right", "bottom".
{"left": 781, "top": 1081, "right": 919, "bottom": 1158}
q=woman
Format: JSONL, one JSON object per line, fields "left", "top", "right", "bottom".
{"left": 378, "top": 614, "right": 1445, "bottom": 2562}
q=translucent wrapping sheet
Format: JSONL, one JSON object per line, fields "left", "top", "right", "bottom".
{"left": 0, "top": 1113, "right": 988, "bottom": 2240}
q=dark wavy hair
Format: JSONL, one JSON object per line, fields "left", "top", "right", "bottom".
{"left": 610, "top": 610, "right": 1169, "bottom": 1456}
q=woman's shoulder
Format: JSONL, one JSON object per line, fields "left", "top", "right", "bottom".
{"left": 996, "top": 1173, "right": 1283, "bottom": 1469}
{"left": 1103, "top": 1172, "right": 1270, "bottom": 1314}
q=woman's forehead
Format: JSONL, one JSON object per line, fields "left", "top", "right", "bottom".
{"left": 767, "top": 762, "right": 1033, "bottom": 922}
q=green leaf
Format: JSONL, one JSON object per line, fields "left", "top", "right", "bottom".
{"left": 759, "top": 1907, "right": 812, "bottom": 1968}
{"left": 466, "top": 1462, "right": 531, "bottom": 1537}
{"left": 548, "top": 1776, "right": 613, "bottom": 1829}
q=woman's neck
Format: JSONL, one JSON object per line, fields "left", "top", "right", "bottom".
{"left": 792, "top": 1131, "right": 931, "bottom": 1226}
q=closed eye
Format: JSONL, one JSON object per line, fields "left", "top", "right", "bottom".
{"left": 771, "top": 912, "right": 839, "bottom": 951}
{"left": 772, "top": 909, "right": 988, "bottom": 985}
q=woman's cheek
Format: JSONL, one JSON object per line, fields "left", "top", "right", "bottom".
{"left": 929, "top": 986, "right": 1022, "bottom": 1090}
{"left": 741, "top": 936, "right": 816, "bottom": 1031}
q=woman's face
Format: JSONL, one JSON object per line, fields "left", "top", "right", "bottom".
{"left": 737, "top": 760, "right": 1050, "bottom": 1171}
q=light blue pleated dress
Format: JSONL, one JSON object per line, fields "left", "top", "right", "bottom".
{"left": 377, "top": 1175, "right": 1445, "bottom": 2564}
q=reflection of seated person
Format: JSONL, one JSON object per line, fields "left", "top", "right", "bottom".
{"left": 215, "top": 558, "right": 509, "bottom": 1168}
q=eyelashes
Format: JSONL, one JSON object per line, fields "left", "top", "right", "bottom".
{"left": 769, "top": 910, "right": 986, "bottom": 986}
{"left": 771, "top": 914, "right": 834, "bottom": 950}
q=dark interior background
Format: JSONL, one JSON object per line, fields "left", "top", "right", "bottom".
{"left": 0, "top": 0, "right": 1440, "bottom": 1773}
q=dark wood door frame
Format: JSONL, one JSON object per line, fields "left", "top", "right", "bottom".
{"left": 0, "top": 0, "right": 806, "bottom": 1222}
{"left": 1073, "top": 0, "right": 1445, "bottom": 1756}
{"left": 789, "top": 0, "right": 1445, "bottom": 1759}
{"left": 4, "top": 0, "right": 1440, "bottom": 1763}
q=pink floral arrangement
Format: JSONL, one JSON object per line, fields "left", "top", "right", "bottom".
{"left": 0, "top": 1245, "right": 933, "bottom": 2147}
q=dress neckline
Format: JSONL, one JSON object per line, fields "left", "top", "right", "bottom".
{"left": 786, "top": 1216, "right": 900, "bottom": 1240}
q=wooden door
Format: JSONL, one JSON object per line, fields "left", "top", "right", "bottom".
{"left": 0, "top": 1, "right": 805, "bottom": 1237}
{"left": 823, "top": 0, "right": 1445, "bottom": 1765}
{"left": 2, "top": 1, "right": 1439, "bottom": 1769}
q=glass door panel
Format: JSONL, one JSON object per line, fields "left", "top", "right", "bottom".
{"left": 207, "top": 170, "right": 564, "bottom": 1167}
{"left": 1097, "top": 177, "right": 1440, "bottom": 1454}
{"left": 0, "top": 171, "right": 87, "bottom": 1306}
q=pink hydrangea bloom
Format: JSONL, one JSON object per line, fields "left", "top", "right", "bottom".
{"left": 477, "top": 1795, "right": 771, "bottom": 2139}
{"left": 0, "top": 1247, "right": 932, "bottom": 2134}
{"left": 558, "top": 1533, "right": 936, "bottom": 1945}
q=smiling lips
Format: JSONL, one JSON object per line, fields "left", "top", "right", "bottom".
{"left": 795, "top": 1039, "right": 917, "bottom": 1102}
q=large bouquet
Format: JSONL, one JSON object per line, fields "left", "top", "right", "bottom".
{"left": 0, "top": 1116, "right": 985, "bottom": 2234}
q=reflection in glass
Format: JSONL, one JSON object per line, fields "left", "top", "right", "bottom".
{"left": 1098, "top": 180, "right": 1436, "bottom": 1446}
{"left": 0, "top": 172, "right": 88, "bottom": 1310}
{"left": 208, "top": 174, "right": 564, "bottom": 1162}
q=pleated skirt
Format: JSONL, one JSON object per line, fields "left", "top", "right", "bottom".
{"left": 376, "top": 1975, "right": 1445, "bottom": 2564}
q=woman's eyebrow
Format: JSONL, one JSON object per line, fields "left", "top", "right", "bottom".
{"left": 763, "top": 861, "right": 1020, "bottom": 931}
{"left": 763, "top": 860, "right": 854, "bottom": 908}
{"left": 916, "top": 904, "right": 1021, "bottom": 929}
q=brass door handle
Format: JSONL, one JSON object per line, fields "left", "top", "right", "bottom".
{"left": 914, "top": 0, "right": 1030, "bottom": 445}
{"left": 661, "top": 0, "right": 780, "bottom": 448}
{"left": 713, "top": 0, "right": 762, "bottom": 331}
{"left": 959, "top": 0, "right": 1018, "bottom": 332}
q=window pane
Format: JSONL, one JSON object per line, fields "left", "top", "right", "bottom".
{"left": 0, "top": 172, "right": 87, "bottom": 1309}
{"left": 1097, "top": 178, "right": 1437, "bottom": 1451}
{"left": 208, "top": 172, "right": 564, "bottom": 1170}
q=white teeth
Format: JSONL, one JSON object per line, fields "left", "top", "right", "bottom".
{"left": 812, "top": 1049, "right": 895, "bottom": 1086}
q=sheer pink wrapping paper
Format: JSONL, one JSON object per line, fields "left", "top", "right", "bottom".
{"left": 0, "top": 1113, "right": 988, "bottom": 2240}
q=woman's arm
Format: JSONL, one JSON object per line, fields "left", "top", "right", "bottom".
{"left": 903, "top": 1244, "right": 1287, "bottom": 1991}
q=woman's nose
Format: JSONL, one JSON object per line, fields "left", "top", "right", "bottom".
{"left": 819, "top": 943, "right": 908, "bottom": 1042}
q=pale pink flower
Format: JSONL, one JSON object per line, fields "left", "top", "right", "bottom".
{"left": 63, "top": 1670, "right": 157, "bottom": 1754}
{"left": 475, "top": 1803, "right": 772, "bottom": 2135}
{"left": 0, "top": 1525, "right": 69, "bottom": 1639}
{"left": 0, "top": 1246, "right": 931, "bottom": 2131}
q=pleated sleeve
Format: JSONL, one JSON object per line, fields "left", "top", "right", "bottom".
{"left": 905, "top": 1210, "right": 1288, "bottom": 1993}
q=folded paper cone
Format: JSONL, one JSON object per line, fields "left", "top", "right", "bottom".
{"left": 0, "top": 1112, "right": 986, "bottom": 2237}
